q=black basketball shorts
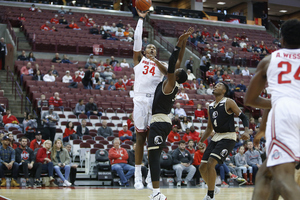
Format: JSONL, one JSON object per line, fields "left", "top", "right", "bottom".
{"left": 201, "top": 139, "right": 236, "bottom": 164}
{"left": 148, "top": 122, "right": 172, "bottom": 150}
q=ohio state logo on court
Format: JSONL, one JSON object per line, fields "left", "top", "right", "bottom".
{"left": 21, "top": 150, "right": 29, "bottom": 160}
{"left": 272, "top": 149, "right": 281, "bottom": 160}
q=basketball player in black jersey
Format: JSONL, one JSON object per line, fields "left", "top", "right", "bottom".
{"left": 146, "top": 27, "right": 194, "bottom": 200}
{"left": 199, "top": 82, "right": 250, "bottom": 200}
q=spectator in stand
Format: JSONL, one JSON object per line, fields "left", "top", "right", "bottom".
{"left": 222, "top": 71, "right": 231, "bottom": 82}
{"left": 234, "top": 65, "right": 242, "bottom": 75}
{"left": 186, "top": 69, "right": 196, "bottom": 81}
{"left": 185, "top": 56, "right": 194, "bottom": 73}
{"left": 80, "top": 14, "right": 88, "bottom": 24}
{"left": 63, "top": 122, "right": 76, "bottom": 142}
{"left": 42, "top": 105, "right": 59, "bottom": 142}
{"left": 193, "top": 142, "right": 206, "bottom": 185}
{"left": 120, "top": 59, "right": 130, "bottom": 68}
{"left": 114, "top": 63, "right": 122, "bottom": 72}
{"left": 28, "top": 52, "right": 36, "bottom": 62}
{"left": 172, "top": 140, "right": 196, "bottom": 187}
{"left": 61, "top": 55, "right": 77, "bottom": 64}
{"left": 115, "top": 78, "right": 126, "bottom": 91}
{"left": 221, "top": 32, "right": 229, "bottom": 42}
{"left": 212, "top": 44, "right": 220, "bottom": 53}
{"left": 67, "top": 9, "right": 73, "bottom": 15}
{"left": 90, "top": 24, "right": 99, "bottom": 35}
{"left": 64, "top": 143, "right": 77, "bottom": 186}
{"left": 116, "top": 20, "right": 123, "bottom": 28}
{"left": 107, "top": 81, "right": 116, "bottom": 91}
{"left": 76, "top": 67, "right": 85, "bottom": 79}
{"left": 75, "top": 99, "right": 85, "bottom": 117}
{"left": 76, "top": 119, "right": 89, "bottom": 138}
{"left": 59, "top": 16, "right": 68, "bottom": 25}
{"left": 201, "top": 28, "right": 210, "bottom": 38}
{"left": 51, "top": 139, "right": 71, "bottom": 186}
{"left": 49, "top": 65, "right": 59, "bottom": 77}
{"left": 97, "top": 120, "right": 113, "bottom": 138}
{"left": 68, "top": 21, "right": 81, "bottom": 30}
{"left": 41, "top": 21, "right": 50, "bottom": 31}
{"left": 167, "top": 125, "right": 181, "bottom": 143}
{"left": 49, "top": 92, "right": 63, "bottom": 110}
{"left": 102, "top": 22, "right": 110, "bottom": 31}
{"left": 239, "top": 39, "right": 247, "bottom": 49}
{"left": 212, "top": 30, "right": 222, "bottom": 42}
{"left": 228, "top": 79, "right": 236, "bottom": 98}
{"left": 103, "top": 66, "right": 113, "bottom": 82}
{"left": 52, "top": 53, "right": 61, "bottom": 63}
{"left": 24, "top": 114, "right": 37, "bottom": 141}
{"left": 50, "top": 14, "right": 59, "bottom": 24}
{"left": 29, "top": 4, "right": 36, "bottom": 11}
{"left": 249, "top": 117, "right": 256, "bottom": 132}
{"left": 182, "top": 81, "right": 191, "bottom": 90}
{"left": 85, "top": 18, "right": 95, "bottom": 27}
{"left": 142, "top": 37, "right": 149, "bottom": 49}
{"left": 127, "top": 114, "right": 134, "bottom": 132}
{"left": 182, "top": 128, "right": 192, "bottom": 142}
{"left": 0, "top": 136, "right": 20, "bottom": 187}
{"left": 235, "top": 146, "right": 253, "bottom": 185}
{"left": 108, "top": 138, "right": 134, "bottom": 186}
{"left": 186, "top": 139, "right": 195, "bottom": 155}
{"left": 245, "top": 141, "right": 262, "bottom": 183}
{"left": 225, "top": 48, "right": 234, "bottom": 64}
{"left": 172, "top": 115, "right": 182, "bottom": 132}
{"left": 215, "top": 163, "right": 238, "bottom": 187}
{"left": 119, "top": 123, "right": 132, "bottom": 143}
{"left": 200, "top": 54, "right": 209, "bottom": 73}
{"left": 20, "top": 62, "right": 33, "bottom": 85}
{"left": 85, "top": 58, "right": 97, "bottom": 69}
{"left": 206, "top": 66, "right": 215, "bottom": 84}
{"left": 128, "top": 142, "right": 147, "bottom": 181}
{"left": 188, "top": 126, "right": 200, "bottom": 142}
{"left": 85, "top": 97, "right": 102, "bottom": 118}
{"left": 30, "top": 131, "right": 45, "bottom": 150}
{"left": 197, "top": 84, "right": 206, "bottom": 95}
{"left": 213, "top": 71, "right": 223, "bottom": 84}
{"left": 35, "top": 140, "right": 56, "bottom": 187}
{"left": 176, "top": 88, "right": 189, "bottom": 101}
{"left": 61, "top": 71, "right": 72, "bottom": 83}
{"left": 110, "top": 23, "right": 118, "bottom": 33}
{"left": 37, "top": 94, "right": 48, "bottom": 112}
{"left": 16, "top": 137, "right": 42, "bottom": 187}
{"left": 235, "top": 80, "right": 247, "bottom": 92}
{"left": 3, "top": 109, "right": 22, "bottom": 132}
{"left": 191, "top": 79, "right": 199, "bottom": 90}
{"left": 58, "top": 6, "right": 66, "bottom": 14}
{"left": 110, "top": 56, "right": 119, "bottom": 67}
{"left": 206, "top": 84, "right": 214, "bottom": 95}
{"left": 115, "top": 28, "right": 124, "bottom": 37}
{"left": 72, "top": 71, "right": 82, "bottom": 83}
{"left": 92, "top": 72, "right": 103, "bottom": 90}
{"left": 242, "top": 66, "right": 250, "bottom": 76}
{"left": 195, "top": 104, "right": 205, "bottom": 120}
{"left": 174, "top": 103, "right": 187, "bottom": 118}
{"left": 232, "top": 38, "right": 240, "bottom": 47}
{"left": 122, "top": 75, "right": 128, "bottom": 85}
{"left": 17, "top": 50, "right": 27, "bottom": 61}
{"left": 43, "top": 70, "right": 55, "bottom": 82}
{"left": 82, "top": 66, "right": 94, "bottom": 89}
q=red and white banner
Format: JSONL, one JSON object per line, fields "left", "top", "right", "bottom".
{"left": 93, "top": 44, "right": 104, "bottom": 55}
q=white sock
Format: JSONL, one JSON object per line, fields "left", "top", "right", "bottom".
{"left": 135, "top": 165, "right": 142, "bottom": 177}
{"left": 153, "top": 188, "right": 160, "bottom": 196}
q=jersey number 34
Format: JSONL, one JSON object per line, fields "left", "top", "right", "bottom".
{"left": 278, "top": 61, "right": 300, "bottom": 84}
{"left": 142, "top": 65, "right": 155, "bottom": 76}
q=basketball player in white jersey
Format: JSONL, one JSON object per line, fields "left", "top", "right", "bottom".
{"left": 245, "top": 19, "right": 300, "bottom": 200}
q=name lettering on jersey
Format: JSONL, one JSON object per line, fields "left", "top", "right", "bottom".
{"left": 142, "top": 60, "right": 157, "bottom": 66}
{"left": 212, "top": 111, "right": 218, "bottom": 118}
{"left": 276, "top": 53, "right": 300, "bottom": 59}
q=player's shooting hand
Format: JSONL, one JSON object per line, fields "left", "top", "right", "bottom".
{"left": 178, "top": 27, "right": 194, "bottom": 41}
{"left": 136, "top": 7, "right": 149, "bottom": 18}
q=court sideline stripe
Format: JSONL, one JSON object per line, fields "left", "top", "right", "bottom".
{"left": 0, "top": 195, "right": 11, "bottom": 200}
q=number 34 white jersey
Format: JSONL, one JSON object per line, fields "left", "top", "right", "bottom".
{"left": 134, "top": 56, "right": 167, "bottom": 95}
{"left": 267, "top": 48, "right": 300, "bottom": 105}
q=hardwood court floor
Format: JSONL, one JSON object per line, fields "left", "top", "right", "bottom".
{"left": 0, "top": 186, "right": 285, "bottom": 200}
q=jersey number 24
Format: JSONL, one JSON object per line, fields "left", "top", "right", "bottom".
{"left": 142, "top": 65, "right": 155, "bottom": 76}
{"left": 278, "top": 61, "right": 300, "bottom": 84}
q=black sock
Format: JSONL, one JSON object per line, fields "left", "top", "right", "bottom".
{"left": 207, "top": 190, "right": 214, "bottom": 199}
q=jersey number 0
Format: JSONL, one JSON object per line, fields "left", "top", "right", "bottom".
{"left": 142, "top": 65, "right": 155, "bottom": 76}
{"left": 278, "top": 61, "right": 300, "bottom": 84}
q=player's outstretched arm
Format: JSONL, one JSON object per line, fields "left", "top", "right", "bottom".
{"left": 253, "top": 109, "right": 270, "bottom": 147}
{"left": 244, "top": 55, "right": 272, "bottom": 109}
{"left": 200, "top": 109, "right": 213, "bottom": 143}
{"left": 227, "top": 99, "right": 250, "bottom": 140}
{"left": 175, "top": 27, "right": 194, "bottom": 69}
{"left": 133, "top": 9, "right": 148, "bottom": 66}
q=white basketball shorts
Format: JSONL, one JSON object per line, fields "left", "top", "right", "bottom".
{"left": 266, "top": 97, "right": 300, "bottom": 167}
{"left": 133, "top": 94, "right": 154, "bottom": 133}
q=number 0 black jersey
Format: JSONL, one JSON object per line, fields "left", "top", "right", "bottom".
{"left": 209, "top": 97, "right": 235, "bottom": 133}
{"left": 152, "top": 81, "right": 179, "bottom": 115}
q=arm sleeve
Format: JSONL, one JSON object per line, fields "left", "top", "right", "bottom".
{"left": 167, "top": 47, "right": 180, "bottom": 74}
{"left": 238, "top": 112, "right": 249, "bottom": 128}
{"left": 133, "top": 19, "right": 143, "bottom": 52}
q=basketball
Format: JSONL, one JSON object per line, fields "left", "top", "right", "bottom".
{"left": 136, "top": 0, "right": 152, "bottom": 12}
